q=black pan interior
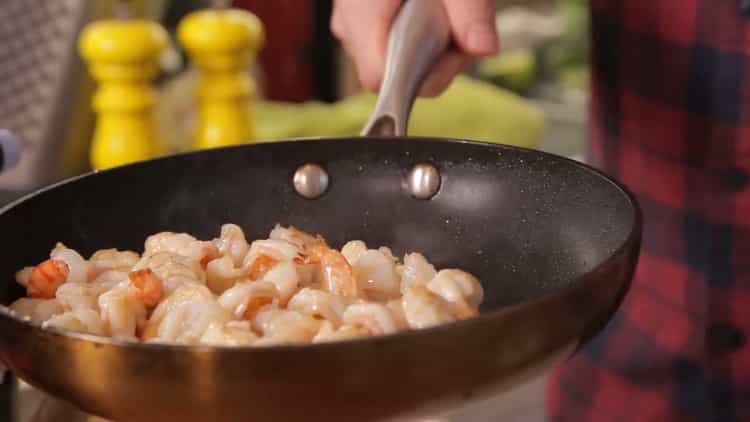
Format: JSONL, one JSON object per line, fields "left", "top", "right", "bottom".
{"left": 0, "top": 137, "right": 635, "bottom": 312}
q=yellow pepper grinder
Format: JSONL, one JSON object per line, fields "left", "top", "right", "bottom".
{"left": 177, "top": 8, "right": 264, "bottom": 150}
{"left": 79, "top": 19, "right": 167, "bottom": 170}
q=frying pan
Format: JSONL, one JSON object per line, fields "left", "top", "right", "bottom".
{"left": 0, "top": 1, "right": 641, "bottom": 421}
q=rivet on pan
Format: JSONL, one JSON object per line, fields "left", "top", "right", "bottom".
{"left": 293, "top": 163, "right": 329, "bottom": 199}
{"left": 407, "top": 163, "right": 441, "bottom": 199}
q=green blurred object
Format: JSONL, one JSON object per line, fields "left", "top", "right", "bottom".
{"left": 254, "top": 75, "right": 545, "bottom": 147}
{"left": 158, "top": 73, "right": 545, "bottom": 151}
{"left": 476, "top": 50, "right": 537, "bottom": 93}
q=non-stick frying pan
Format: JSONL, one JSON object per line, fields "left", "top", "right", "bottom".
{"left": 0, "top": 1, "right": 641, "bottom": 421}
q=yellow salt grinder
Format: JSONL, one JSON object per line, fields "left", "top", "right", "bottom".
{"left": 79, "top": 20, "right": 168, "bottom": 170}
{"left": 177, "top": 9, "right": 264, "bottom": 149}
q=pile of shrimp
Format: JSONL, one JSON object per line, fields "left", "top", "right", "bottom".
{"left": 5, "top": 224, "right": 483, "bottom": 346}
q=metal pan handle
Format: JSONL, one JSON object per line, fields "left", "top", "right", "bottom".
{"left": 360, "top": 0, "right": 452, "bottom": 137}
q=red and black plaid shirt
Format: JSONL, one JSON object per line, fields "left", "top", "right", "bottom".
{"left": 547, "top": 1, "right": 750, "bottom": 420}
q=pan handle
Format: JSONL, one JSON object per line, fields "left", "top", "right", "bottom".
{"left": 360, "top": 0, "right": 451, "bottom": 137}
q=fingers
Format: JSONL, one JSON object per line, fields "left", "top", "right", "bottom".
{"left": 419, "top": 51, "right": 474, "bottom": 97}
{"left": 443, "top": 0, "right": 499, "bottom": 56}
{"left": 330, "top": 0, "right": 401, "bottom": 91}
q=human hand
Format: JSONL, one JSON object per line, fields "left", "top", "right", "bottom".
{"left": 331, "top": 0, "right": 499, "bottom": 97}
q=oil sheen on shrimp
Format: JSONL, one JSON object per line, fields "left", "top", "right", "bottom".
{"left": 98, "top": 284, "right": 147, "bottom": 339}
{"left": 50, "top": 243, "right": 92, "bottom": 284}
{"left": 144, "top": 284, "right": 232, "bottom": 344}
{"left": 212, "top": 224, "right": 250, "bottom": 267}
{"left": 217, "top": 280, "right": 278, "bottom": 320}
{"left": 287, "top": 287, "right": 347, "bottom": 327}
{"left": 401, "top": 285, "right": 456, "bottom": 329}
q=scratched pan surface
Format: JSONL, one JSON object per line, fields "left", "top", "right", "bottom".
{"left": 0, "top": 136, "right": 641, "bottom": 422}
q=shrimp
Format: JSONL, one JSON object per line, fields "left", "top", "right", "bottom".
{"left": 200, "top": 321, "right": 258, "bottom": 346}
{"left": 91, "top": 269, "right": 129, "bottom": 292}
{"left": 27, "top": 259, "right": 69, "bottom": 299}
{"left": 98, "top": 284, "right": 147, "bottom": 339}
{"left": 399, "top": 252, "right": 437, "bottom": 291}
{"left": 128, "top": 268, "right": 164, "bottom": 307}
{"left": 340, "top": 240, "right": 367, "bottom": 266}
{"left": 8, "top": 298, "right": 64, "bottom": 323}
{"left": 269, "top": 224, "right": 320, "bottom": 250}
{"left": 287, "top": 287, "right": 347, "bottom": 327}
{"left": 306, "top": 242, "right": 358, "bottom": 299}
{"left": 252, "top": 307, "right": 321, "bottom": 344}
{"left": 401, "top": 285, "right": 456, "bottom": 329}
{"left": 55, "top": 282, "right": 110, "bottom": 312}
{"left": 144, "top": 232, "right": 218, "bottom": 267}
{"left": 205, "top": 255, "right": 244, "bottom": 294}
{"left": 426, "top": 269, "right": 483, "bottom": 319}
{"left": 212, "top": 224, "right": 250, "bottom": 267}
{"left": 313, "top": 321, "right": 369, "bottom": 343}
{"left": 385, "top": 299, "right": 409, "bottom": 331}
{"left": 43, "top": 309, "right": 104, "bottom": 335}
{"left": 132, "top": 252, "right": 205, "bottom": 296}
{"left": 14, "top": 267, "right": 33, "bottom": 288}
{"left": 349, "top": 248, "right": 400, "bottom": 301}
{"left": 341, "top": 303, "right": 399, "bottom": 335}
{"left": 217, "top": 281, "right": 278, "bottom": 319}
{"left": 144, "top": 284, "right": 232, "bottom": 344}
{"left": 262, "top": 261, "right": 299, "bottom": 306}
{"left": 89, "top": 249, "right": 140, "bottom": 275}
{"left": 50, "top": 243, "right": 92, "bottom": 284}
{"left": 246, "top": 253, "right": 280, "bottom": 280}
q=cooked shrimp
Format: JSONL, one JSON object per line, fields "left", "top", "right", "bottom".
{"left": 14, "top": 267, "right": 33, "bottom": 288}
{"left": 8, "top": 298, "right": 64, "bottom": 323}
{"left": 350, "top": 248, "right": 400, "bottom": 301}
{"left": 55, "top": 282, "right": 109, "bottom": 312}
{"left": 341, "top": 240, "right": 367, "bottom": 265}
{"left": 91, "top": 269, "right": 129, "bottom": 291}
{"left": 89, "top": 249, "right": 140, "bottom": 275}
{"left": 246, "top": 253, "right": 280, "bottom": 280}
{"left": 313, "top": 321, "right": 369, "bottom": 343}
{"left": 132, "top": 251, "right": 205, "bottom": 296}
{"left": 217, "top": 280, "right": 278, "bottom": 319}
{"left": 143, "top": 284, "right": 231, "bottom": 344}
{"left": 144, "top": 232, "right": 218, "bottom": 267}
{"left": 212, "top": 224, "right": 250, "bottom": 267}
{"left": 386, "top": 298, "right": 409, "bottom": 331}
{"left": 262, "top": 261, "right": 299, "bottom": 305}
{"left": 341, "top": 303, "right": 399, "bottom": 335}
{"left": 306, "top": 242, "right": 358, "bottom": 298}
{"left": 43, "top": 309, "right": 104, "bottom": 335}
{"left": 200, "top": 321, "right": 258, "bottom": 346}
{"left": 205, "top": 255, "right": 244, "bottom": 294}
{"left": 426, "top": 269, "right": 483, "bottom": 318}
{"left": 401, "top": 286, "right": 456, "bottom": 329}
{"left": 252, "top": 307, "right": 321, "bottom": 343}
{"left": 242, "top": 239, "right": 302, "bottom": 274}
{"left": 269, "top": 224, "right": 320, "bottom": 250}
{"left": 50, "top": 243, "right": 92, "bottom": 284}
{"left": 400, "top": 252, "right": 437, "bottom": 291}
{"left": 129, "top": 268, "right": 164, "bottom": 307}
{"left": 98, "top": 284, "right": 147, "bottom": 339}
{"left": 287, "top": 287, "right": 347, "bottom": 326}
{"left": 27, "top": 259, "right": 69, "bottom": 299}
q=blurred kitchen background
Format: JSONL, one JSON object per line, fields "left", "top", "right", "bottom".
{"left": 0, "top": 0, "right": 589, "bottom": 420}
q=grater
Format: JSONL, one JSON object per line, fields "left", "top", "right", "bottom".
{"left": 0, "top": 0, "right": 93, "bottom": 192}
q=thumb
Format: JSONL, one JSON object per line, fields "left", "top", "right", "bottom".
{"left": 443, "top": 0, "right": 499, "bottom": 56}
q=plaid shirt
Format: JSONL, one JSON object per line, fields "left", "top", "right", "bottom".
{"left": 546, "top": 1, "right": 750, "bottom": 420}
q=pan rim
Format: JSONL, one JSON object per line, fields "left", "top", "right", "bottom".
{"left": 0, "top": 136, "right": 642, "bottom": 353}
